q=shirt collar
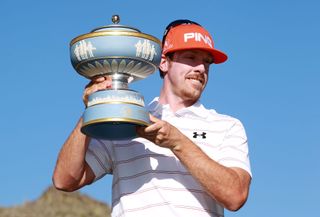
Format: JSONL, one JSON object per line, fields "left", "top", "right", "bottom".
{"left": 147, "top": 97, "right": 214, "bottom": 119}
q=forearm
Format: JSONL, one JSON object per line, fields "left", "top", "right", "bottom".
{"left": 171, "top": 136, "right": 248, "bottom": 211}
{"left": 53, "top": 77, "right": 112, "bottom": 191}
{"left": 53, "top": 118, "right": 92, "bottom": 191}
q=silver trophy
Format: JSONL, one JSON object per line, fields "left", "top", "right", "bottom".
{"left": 70, "top": 15, "right": 161, "bottom": 139}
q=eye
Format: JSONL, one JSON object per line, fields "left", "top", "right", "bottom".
{"left": 204, "top": 57, "right": 213, "bottom": 64}
{"left": 185, "top": 54, "right": 196, "bottom": 60}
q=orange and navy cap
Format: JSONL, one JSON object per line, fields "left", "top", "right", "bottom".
{"left": 162, "top": 20, "right": 228, "bottom": 64}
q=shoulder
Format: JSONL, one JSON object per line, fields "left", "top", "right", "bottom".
{"left": 206, "top": 109, "right": 244, "bottom": 127}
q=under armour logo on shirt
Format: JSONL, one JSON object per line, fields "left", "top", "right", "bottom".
{"left": 193, "top": 132, "right": 206, "bottom": 139}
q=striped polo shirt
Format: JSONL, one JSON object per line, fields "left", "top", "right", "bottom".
{"left": 85, "top": 97, "right": 251, "bottom": 217}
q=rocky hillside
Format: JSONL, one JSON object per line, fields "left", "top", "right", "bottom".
{"left": 0, "top": 186, "right": 111, "bottom": 217}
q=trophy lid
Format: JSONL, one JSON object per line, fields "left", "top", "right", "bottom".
{"left": 70, "top": 15, "right": 160, "bottom": 45}
{"left": 90, "top": 15, "right": 141, "bottom": 33}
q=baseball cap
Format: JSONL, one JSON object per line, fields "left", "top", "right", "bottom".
{"left": 162, "top": 20, "right": 228, "bottom": 64}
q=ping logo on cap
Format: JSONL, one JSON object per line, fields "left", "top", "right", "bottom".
{"left": 184, "top": 32, "right": 213, "bottom": 48}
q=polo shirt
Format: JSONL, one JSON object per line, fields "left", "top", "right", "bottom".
{"left": 85, "top": 97, "right": 251, "bottom": 217}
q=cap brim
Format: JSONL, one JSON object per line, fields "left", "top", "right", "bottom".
{"left": 204, "top": 48, "right": 228, "bottom": 64}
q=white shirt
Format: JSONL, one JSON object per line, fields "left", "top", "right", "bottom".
{"left": 86, "top": 97, "right": 251, "bottom": 217}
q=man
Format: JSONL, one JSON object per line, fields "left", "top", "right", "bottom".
{"left": 53, "top": 19, "right": 252, "bottom": 217}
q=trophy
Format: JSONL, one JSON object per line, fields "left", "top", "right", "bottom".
{"left": 70, "top": 15, "right": 161, "bottom": 139}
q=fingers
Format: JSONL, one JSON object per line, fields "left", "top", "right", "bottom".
{"left": 136, "top": 126, "right": 148, "bottom": 137}
{"left": 136, "top": 116, "right": 162, "bottom": 136}
{"left": 137, "top": 115, "right": 183, "bottom": 149}
{"left": 136, "top": 114, "right": 161, "bottom": 134}
{"left": 149, "top": 114, "right": 160, "bottom": 123}
{"left": 145, "top": 114, "right": 162, "bottom": 131}
{"left": 93, "top": 76, "right": 109, "bottom": 83}
{"left": 136, "top": 125, "right": 158, "bottom": 145}
{"left": 144, "top": 120, "right": 162, "bottom": 134}
{"left": 83, "top": 76, "right": 112, "bottom": 106}
{"left": 87, "top": 76, "right": 112, "bottom": 88}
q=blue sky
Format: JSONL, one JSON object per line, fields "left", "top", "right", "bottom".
{"left": 1, "top": 0, "right": 319, "bottom": 216}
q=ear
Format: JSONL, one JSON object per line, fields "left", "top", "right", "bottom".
{"left": 159, "top": 54, "right": 169, "bottom": 75}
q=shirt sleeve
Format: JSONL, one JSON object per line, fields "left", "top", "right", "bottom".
{"left": 218, "top": 119, "right": 252, "bottom": 177}
{"left": 85, "top": 138, "right": 113, "bottom": 181}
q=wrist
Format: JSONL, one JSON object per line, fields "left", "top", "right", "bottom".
{"left": 170, "top": 133, "right": 187, "bottom": 152}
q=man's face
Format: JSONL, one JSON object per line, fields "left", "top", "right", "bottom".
{"left": 162, "top": 49, "right": 213, "bottom": 102}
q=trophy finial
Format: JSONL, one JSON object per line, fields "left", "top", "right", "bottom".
{"left": 112, "top": 15, "right": 120, "bottom": 24}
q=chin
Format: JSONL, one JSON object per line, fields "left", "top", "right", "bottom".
{"left": 184, "top": 92, "right": 202, "bottom": 102}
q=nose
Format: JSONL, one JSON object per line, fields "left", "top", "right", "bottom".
{"left": 194, "top": 61, "right": 207, "bottom": 74}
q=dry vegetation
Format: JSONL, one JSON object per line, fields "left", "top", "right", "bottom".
{"left": 0, "top": 186, "right": 111, "bottom": 217}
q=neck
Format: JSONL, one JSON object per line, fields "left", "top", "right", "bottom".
{"left": 158, "top": 84, "right": 197, "bottom": 112}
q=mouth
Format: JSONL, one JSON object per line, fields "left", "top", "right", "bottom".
{"left": 186, "top": 75, "right": 205, "bottom": 84}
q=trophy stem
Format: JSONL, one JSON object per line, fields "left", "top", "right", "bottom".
{"left": 111, "top": 73, "right": 129, "bottom": 89}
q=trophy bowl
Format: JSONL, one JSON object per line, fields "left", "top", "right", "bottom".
{"left": 70, "top": 15, "right": 161, "bottom": 140}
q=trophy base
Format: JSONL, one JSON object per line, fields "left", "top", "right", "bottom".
{"left": 81, "top": 89, "right": 150, "bottom": 140}
{"left": 81, "top": 120, "right": 148, "bottom": 140}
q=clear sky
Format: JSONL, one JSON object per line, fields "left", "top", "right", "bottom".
{"left": 1, "top": 0, "right": 319, "bottom": 216}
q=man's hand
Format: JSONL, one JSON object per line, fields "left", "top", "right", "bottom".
{"left": 83, "top": 76, "right": 112, "bottom": 106}
{"left": 136, "top": 114, "right": 185, "bottom": 150}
